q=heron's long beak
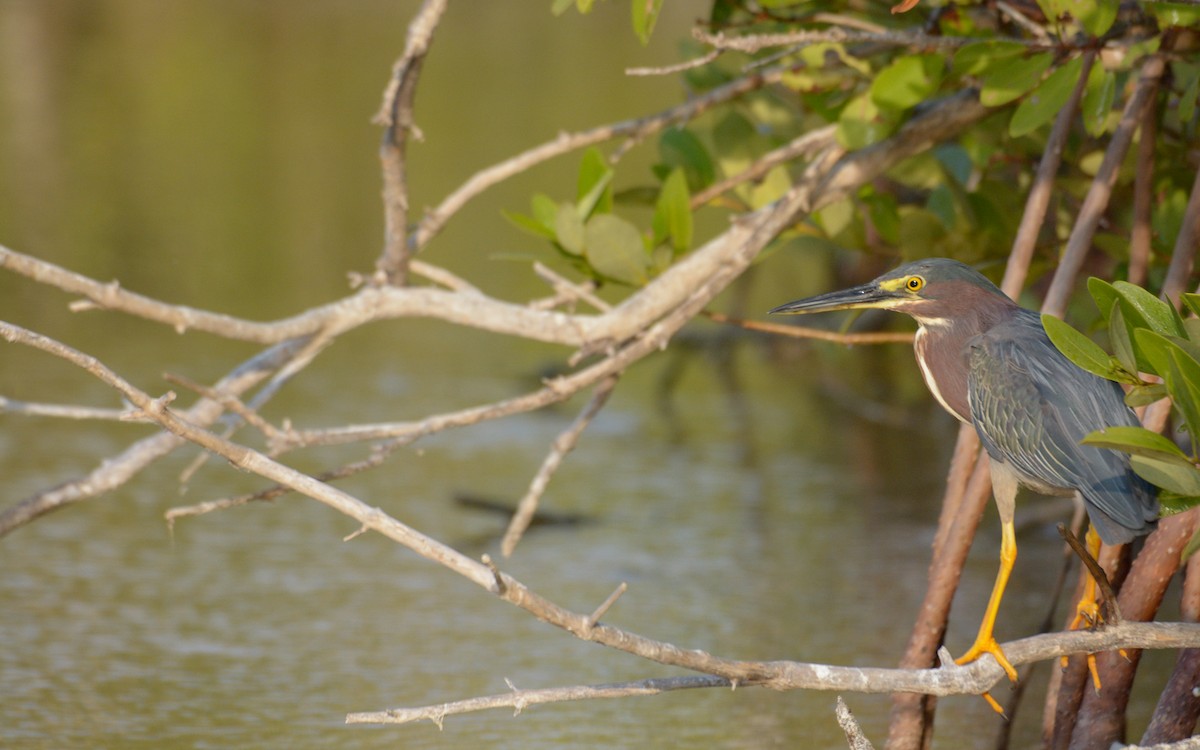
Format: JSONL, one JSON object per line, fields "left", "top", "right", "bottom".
{"left": 769, "top": 281, "right": 901, "bottom": 316}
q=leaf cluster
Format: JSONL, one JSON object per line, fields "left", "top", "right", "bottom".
{"left": 506, "top": 147, "right": 694, "bottom": 286}
{"left": 1044, "top": 283, "right": 1200, "bottom": 554}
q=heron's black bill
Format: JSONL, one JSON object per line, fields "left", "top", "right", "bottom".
{"left": 769, "top": 282, "right": 898, "bottom": 316}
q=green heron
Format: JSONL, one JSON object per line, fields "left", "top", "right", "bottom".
{"left": 771, "top": 258, "right": 1157, "bottom": 686}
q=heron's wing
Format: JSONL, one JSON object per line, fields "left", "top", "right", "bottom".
{"left": 966, "top": 312, "right": 1155, "bottom": 544}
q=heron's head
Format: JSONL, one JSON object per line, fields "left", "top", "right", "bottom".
{"left": 769, "top": 258, "right": 1011, "bottom": 328}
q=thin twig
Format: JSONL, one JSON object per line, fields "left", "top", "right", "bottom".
{"left": 410, "top": 65, "right": 793, "bottom": 251}
{"left": 694, "top": 27, "right": 1054, "bottom": 55}
{"left": 1057, "top": 524, "right": 1122, "bottom": 625}
{"left": 705, "top": 311, "right": 914, "bottom": 345}
{"left": 0, "top": 396, "right": 140, "bottom": 422}
{"left": 690, "top": 125, "right": 839, "bottom": 209}
{"left": 995, "top": 1, "right": 1053, "bottom": 41}
{"left": 501, "top": 374, "right": 619, "bottom": 557}
{"left": 374, "top": 0, "right": 447, "bottom": 284}
{"left": 626, "top": 50, "right": 720, "bottom": 77}
{"left": 0, "top": 337, "right": 309, "bottom": 538}
{"left": 347, "top": 675, "right": 731, "bottom": 726}
{"left": 530, "top": 262, "right": 612, "bottom": 313}
{"left": 163, "top": 372, "right": 282, "bottom": 443}
{"left": 585, "top": 582, "right": 628, "bottom": 631}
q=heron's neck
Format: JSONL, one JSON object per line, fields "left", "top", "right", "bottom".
{"left": 912, "top": 305, "right": 1015, "bottom": 424}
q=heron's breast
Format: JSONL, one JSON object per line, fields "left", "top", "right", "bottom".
{"left": 914, "top": 326, "right": 972, "bottom": 424}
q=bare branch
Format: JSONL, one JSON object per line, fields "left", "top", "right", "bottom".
{"left": 694, "top": 26, "right": 1054, "bottom": 55}
{"left": 0, "top": 396, "right": 139, "bottom": 422}
{"left": 690, "top": 125, "right": 839, "bottom": 209}
{"left": 410, "top": 65, "right": 794, "bottom": 250}
{"left": 347, "top": 675, "right": 730, "bottom": 726}
{"left": 530, "top": 262, "right": 611, "bottom": 313}
{"left": 626, "top": 51, "right": 721, "bottom": 77}
{"left": 501, "top": 374, "right": 619, "bottom": 557}
{"left": 0, "top": 336, "right": 311, "bottom": 537}
{"left": 345, "top": 623, "right": 1200, "bottom": 727}
{"left": 374, "top": 0, "right": 447, "bottom": 284}
{"left": 837, "top": 697, "right": 877, "bottom": 750}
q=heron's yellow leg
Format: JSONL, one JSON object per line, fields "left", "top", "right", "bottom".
{"left": 1061, "top": 525, "right": 1104, "bottom": 691}
{"left": 1069, "top": 526, "right": 1103, "bottom": 631}
{"left": 956, "top": 519, "right": 1020, "bottom": 683}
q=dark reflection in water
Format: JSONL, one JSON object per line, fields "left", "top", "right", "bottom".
{"left": 0, "top": 3, "right": 1178, "bottom": 749}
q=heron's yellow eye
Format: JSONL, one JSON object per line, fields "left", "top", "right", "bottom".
{"left": 905, "top": 276, "right": 925, "bottom": 292}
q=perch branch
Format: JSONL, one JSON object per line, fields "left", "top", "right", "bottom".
{"left": 346, "top": 623, "right": 1200, "bottom": 726}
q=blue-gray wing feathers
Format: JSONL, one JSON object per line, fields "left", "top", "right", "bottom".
{"left": 966, "top": 309, "right": 1157, "bottom": 545}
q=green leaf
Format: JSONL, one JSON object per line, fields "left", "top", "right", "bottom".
{"left": 1113, "top": 280, "right": 1185, "bottom": 337}
{"left": 1126, "top": 383, "right": 1168, "bottom": 407}
{"left": 584, "top": 214, "right": 649, "bottom": 285}
{"left": 1165, "top": 347, "right": 1200, "bottom": 453}
{"left": 658, "top": 128, "right": 715, "bottom": 191}
{"left": 652, "top": 167, "right": 692, "bottom": 253}
{"left": 1179, "top": 64, "right": 1200, "bottom": 125}
{"left": 554, "top": 202, "right": 585, "bottom": 255}
{"left": 865, "top": 192, "right": 901, "bottom": 245}
{"left": 1081, "top": 425, "right": 1190, "bottom": 460}
{"left": 551, "top": 0, "right": 576, "bottom": 15}
{"left": 576, "top": 147, "right": 613, "bottom": 219}
{"left": 631, "top": 0, "right": 664, "bottom": 45}
{"left": 1009, "top": 56, "right": 1083, "bottom": 137}
{"left": 747, "top": 165, "right": 791, "bottom": 209}
{"left": 869, "top": 54, "right": 945, "bottom": 110}
{"left": 1131, "top": 455, "right": 1200, "bottom": 496}
{"left": 952, "top": 41, "right": 1028, "bottom": 77}
{"left": 979, "top": 52, "right": 1054, "bottom": 107}
{"left": 1151, "top": 2, "right": 1200, "bottom": 28}
{"left": 532, "top": 193, "right": 559, "bottom": 230}
{"left": 1184, "top": 293, "right": 1200, "bottom": 321}
{"left": 1081, "top": 66, "right": 1115, "bottom": 136}
{"left": 1042, "top": 313, "right": 1119, "bottom": 379}
{"left": 1109, "top": 303, "right": 1138, "bottom": 375}
{"left": 837, "top": 93, "right": 901, "bottom": 149}
{"left": 1088, "top": 277, "right": 1120, "bottom": 325}
{"left": 1074, "top": 0, "right": 1118, "bottom": 36}
{"left": 504, "top": 210, "right": 556, "bottom": 239}
{"left": 1160, "top": 491, "right": 1200, "bottom": 518}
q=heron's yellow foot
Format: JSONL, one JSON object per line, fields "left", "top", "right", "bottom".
{"left": 956, "top": 636, "right": 1019, "bottom": 683}
{"left": 1058, "top": 526, "right": 1105, "bottom": 691}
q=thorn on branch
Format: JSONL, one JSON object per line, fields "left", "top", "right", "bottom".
{"left": 585, "top": 582, "right": 628, "bottom": 633}
{"left": 481, "top": 554, "right": 507, "bottom": 595}
{"left": 343, "top": 525, "right": 370, "bottom": 542}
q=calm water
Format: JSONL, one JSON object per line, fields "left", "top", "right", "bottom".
{"left": 0, "top": 3, "right": 1174, "bottom": 748}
